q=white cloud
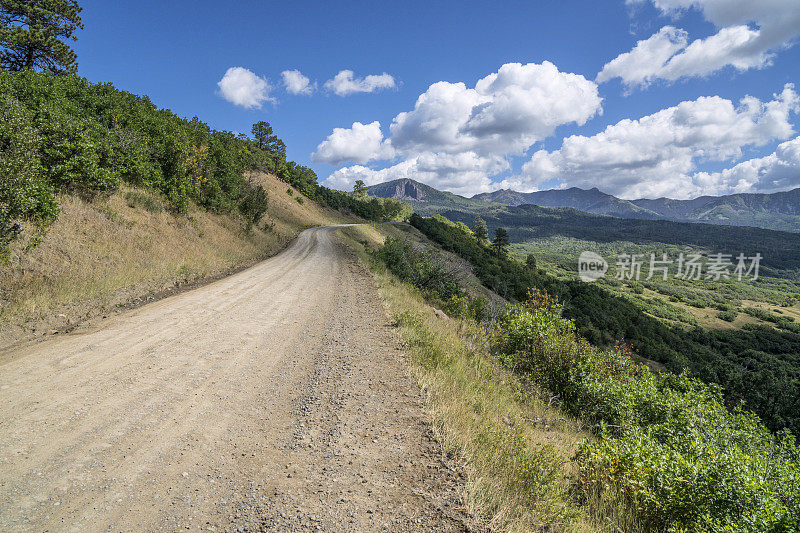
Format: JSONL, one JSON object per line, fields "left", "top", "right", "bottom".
{"left": 693, "top": 135, "right": 800, "bottom": 195}
{"left": 323, "top": 152, "right": 503, "bottom": 196}
{"left": 636, "top": 0, "right": 796, "bottom": 27}
{"left": 281, "top": 69, "right": 315, "bottom": 95}
{"left": 217, "top": 67, "right": 274, "bottom": 109}
{"left": 510, "top": 84, "right": 799, "bottom": 199}
{"left": 390, "top": 62, "right": 602, "bottom": 157}
{"left": 318, "top": 62, "right": 603, "bottom": 195}
{"left": 311, "top": 121, "right": 394, "bottom": 165}
{"left": 603, "top": 0, "right": 800, "bottom": 87}
{"left": 596, "top": 26, "right": 689, "bottom": 86}
{"left": 324, "top": 70, "right": 396, "bottom": 96}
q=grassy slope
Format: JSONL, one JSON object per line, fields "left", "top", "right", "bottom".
{"left": 340, "top": 224, "right": 629, "bottom": 532}
{"left": 0, "top": 172, "right": 351, "bottom": 350}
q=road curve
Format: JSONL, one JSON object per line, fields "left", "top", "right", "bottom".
{"left": 0, "top": 226, "right": 465, "bottom": 532}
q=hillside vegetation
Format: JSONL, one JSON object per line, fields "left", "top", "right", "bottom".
{"left": 0, "top": 70, "right": 410, "bottom": 348}
{"left": 438, "top": 204, "right": 800, "bottom": 277}
{"left": 345, "top": 222, "right": 799, "bottom": 532}
{"left": 0, "top": 70, "right": 409, "bottom": 255}
{"left": 0, "top": 172, "right": 348, "bottom": 350}
{"left": 409, "top": 214, "right": 800, "bottom": 435}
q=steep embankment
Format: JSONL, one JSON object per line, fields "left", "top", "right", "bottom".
{"left": 0, "top": 172, "right": 350, "bottom": 350}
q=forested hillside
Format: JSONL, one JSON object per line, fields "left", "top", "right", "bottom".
{"left": 363, "top": 220, "right": 799, "bottom": 531}
{"left": 409, "top": 214, "right": 800, "bottom": 435}
{"left": 369, "top": 178, "right": 800, "bottom": 232}
{"left": 439, "top": 204, "right": 800, "bottom": 277}
{"left": 473, "top": 187, "right": 661, "bottom": 219}
{"left": 0, "top": 69, "right": 411, "bottom": 347}
{"left": 632, "top": 187, "right": 800, "bottom": 231}
{"left": 0, "top": 70, "right": 410, "bottom": 258}
{"left": 366, "top": 178, "right": 497, "bottom": 215}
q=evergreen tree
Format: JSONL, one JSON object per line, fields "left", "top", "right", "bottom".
{"left": 492, "top": 227, "right": 509, "bottom": 256}
{"left": 353, "top": 179, "right": 367, "bottom": 197}
{"left": 526, "top": 253, "right": 537, "bottom": 270}
{"left": 251, "top": 121, "right": 285, "bottom": 159}
{"left": 473, "top": 216, "right": 488, "bottom": 242}
{"left": 0, "top": 0, "right": 83, "bottom": 74}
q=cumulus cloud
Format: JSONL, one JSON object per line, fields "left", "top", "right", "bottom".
{"left": 602, "top": 0, "right": 800, "bottom": 88}
{"left": 324, "top": 152, "right": 504, "bottom": 196}
{"left": 693, "top": 135, "right": 800, "bottom": 195}
{"left": 391, "top": 62, "right": 602, "bottom": 157}
{"left": 217, "top": 67, "right": 274, "bottom": 109}
{"left": 324, "top": 70, "right": 396, "bottom": 96}
{"left": 319, "top": 62, "right": 602, "bottom": 194}
{"left": 596, "top": 26, "right": 689, "bottom": 86}
{"left": 311, "top": 121, "right": 394, "bottom": 165}
{"left": 509, "top": 84, "right": 799, "bottom": 199}
{"left": 281, "top": 69, "right": 315, "bottom": 95}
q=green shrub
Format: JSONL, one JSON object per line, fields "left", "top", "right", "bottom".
{"left": 124, "top": 191, "right": 163, "bottom": 213}
{"left": 0, "top": 95, "right": 59, "bottom": 254}
{"left": 237, "top": 182, "right": 269, "bottom": 227}
{"left": 374, "top": 237, "right": 464, "bottom": 303}
{"left": 492, "top": 293, "right": 800, "bottom": 531}
{"left": 717, "top": 309, "right": 738, "bottom": 322}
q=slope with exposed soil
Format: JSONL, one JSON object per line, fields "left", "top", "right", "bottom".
{"left": 0, "top": 172, "right": 350, "bottom": 351}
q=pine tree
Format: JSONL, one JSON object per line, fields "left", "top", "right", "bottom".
{"left": 472, "top": 216, "right": 488, "bottom": 242}
{"left": 353, "top": 179, "right": 367, "bottom": 197}
{"left": 0, "top": 0, "right": 84, "bottom": 74}
{"left": 492, "top": 227, "right": 509, "bottom": 256}
{"left": 251, "top": 121, "right": 285, "bottom": 159}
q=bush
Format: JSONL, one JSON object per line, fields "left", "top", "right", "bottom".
{"left": 492, "top": 291, "right": 800, "bottom": 531}
{"left": 124, "top": 191, "right": 163, "bottom": 213}
{"left": 238, "top": 182, "right": 269, "bottom": 227}
{"left": 0, "top": 95, "right": 59, "bottom": 254}
{"left": 717, "top": 309, "right": 738, "bottom": 322}
{"left": 374, "top": 237, "right": 464, "bottom": 303}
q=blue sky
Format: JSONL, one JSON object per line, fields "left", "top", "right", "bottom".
{"left": 74, "top": 0, "right": 800, "bottom": 199}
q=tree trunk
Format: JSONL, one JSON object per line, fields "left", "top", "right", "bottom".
{"left": 24, "top": 45, "right": 34, "bottom": 70}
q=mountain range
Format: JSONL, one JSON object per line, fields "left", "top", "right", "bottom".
{"left": 366, "top": 179, "right": 800, "bottom": 232}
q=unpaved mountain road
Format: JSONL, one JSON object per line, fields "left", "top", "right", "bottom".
{"left": 0, "top": 226, "right": 467, "bottom": 532}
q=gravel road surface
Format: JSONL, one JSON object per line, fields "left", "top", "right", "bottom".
{"left": 0, "top": 226, "right": 467, "bottom": 532}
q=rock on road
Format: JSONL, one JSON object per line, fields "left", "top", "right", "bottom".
{"left": 0, "top": 226, "right": 466, "bottom": 532}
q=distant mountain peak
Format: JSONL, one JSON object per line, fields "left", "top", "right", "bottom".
{"left": 366, "top": 178, "right": 434, "bottom": 203}
{"left": 365, "top": 178, "right": 800, "bottom": 232}
{"left": 391, "top": 178, "right": 426, "bottom": 201}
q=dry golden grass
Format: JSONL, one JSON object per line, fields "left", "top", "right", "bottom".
{"left": 674, "top": 302, "right": 761, "bottom": 330}
{"left": 0, "top": 173, "right": 350, "bottom": 349}
{"left": 743, "top": 299, "right": 800, "bottom": 322}
{"left": 339, "top": 224, "right": 617, "bottom": 532}
{"left": 637, "top": 287, "right": 763, "bottom": 330}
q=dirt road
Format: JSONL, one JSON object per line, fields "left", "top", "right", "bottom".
{"left": 0, "top": 226, "right": 466, "bottom": 532}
